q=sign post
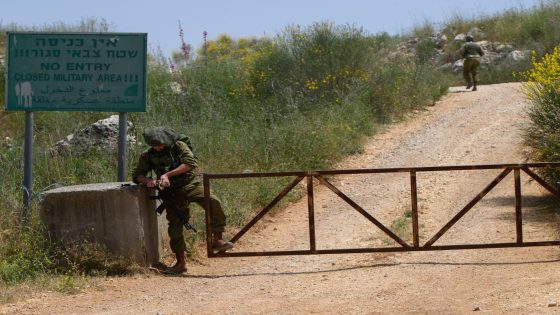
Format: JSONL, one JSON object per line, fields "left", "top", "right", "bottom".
{"left": 5, "top": 32, "right": 147, "bottom": 219}
{"left": 23, "top": 111, "right": 33, "bottom": 220}
{"left": 117, "top": 112, "right": 128, "bottom": 181}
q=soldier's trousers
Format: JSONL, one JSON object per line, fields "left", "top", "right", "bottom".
{"left": 463, "top": 58, "right": 481, "bottom": 86}
{"left": 165, "top": 180, "right": 227, "bottom": 253}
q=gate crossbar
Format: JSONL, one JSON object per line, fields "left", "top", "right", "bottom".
{"left": 423, "top": 168, "right": 512, "bottom": 247}
{"left": 203, "top": 163, "right": 560, "bottom": 257}
{"left": 315, "top": 175, "right": 410, "bottom": 247}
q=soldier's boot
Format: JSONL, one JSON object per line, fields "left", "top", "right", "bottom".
{"left": 212, "top": 232, "right": 234, "bottom": 251}
{"left": 166, "top": 251, "right": 187, "bottom": 274}
{"left": 463, "top": 71, "right": 471, "bottom": 89}
{"left": 472, "top": 82, "right": 477, "bottom": 91}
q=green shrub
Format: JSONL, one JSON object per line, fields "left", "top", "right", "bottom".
{"left": 479, "top": 59, "right": 533, "bottom": 84}
{"left": 521, "top": 46, "right": 560, "bottom": 186}
{"left": 0, "top": 221, "right": 54, "bottom": 284}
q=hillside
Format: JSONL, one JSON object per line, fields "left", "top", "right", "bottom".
{"left": 2, "top": 83, "right": 559, "bottom": 314}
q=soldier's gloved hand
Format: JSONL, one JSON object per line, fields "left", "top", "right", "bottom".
{"left": 159, "top": 174, "right": 171, "bottom": 188}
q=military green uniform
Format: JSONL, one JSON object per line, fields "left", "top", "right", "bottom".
{"left": 459, "top": 40, "right": 484, "bottom": 88}
{"left": 132, "top": 128, "right": 226, "bottom": 253}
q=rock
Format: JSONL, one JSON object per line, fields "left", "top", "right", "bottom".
{"left": 548, "top": 300, "right": 557, "bottom": 307}
{"left": 52, "top": 115, "right": 136, "bottom": 155}
{"left": 476, "top": 40, "right": 495, "bottom": 51}
{"left": 426, "top": 33, "right": 448, "bottom": 49}
{"left": 496, "top": 43, "right": 514, "bottom": 53}
{"left": 507, "top": 50, "right": 531, "bottom": 62}
{"left": 481, "top": 51, "right": 504, "bottom": 64}
{"left": 454, "top": 33, "right": 467, "bottom": 42}
{"left": 473, "top": 305, "right": 481, "bottom": 311}
{"left": 437, "top": 63, "right": 453, "bottom": 72}
{"left": 396, "top": 31, "right": 528, "bottom": 69}
{"left": 3, "top": 136, "right": 13, "bottom": 150}
{"left": 468, "top": 27, "right": 486, "bottom": 40}
{"left": 452, "top": 59, "right": 464, "bottom": 72}
{"left": 169, "top": 81, "right": 182, "bottom": 94}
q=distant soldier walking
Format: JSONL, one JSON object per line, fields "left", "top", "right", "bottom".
{"left": 458, "top": 35, "right": 484, "bottom": 91}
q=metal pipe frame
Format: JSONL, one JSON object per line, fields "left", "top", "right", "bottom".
{"left": 203, "top": 163, "right": 560, "bottom": 258}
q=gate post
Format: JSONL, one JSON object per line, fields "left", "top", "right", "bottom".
{"left": 410, "top": 171, "right": 420, "bottom": 247}
{"left": 307, "top": 175, "right": 316, "bottom": 253}
{"left": 514, "top": 168, "right": 523, "bottom": 243}
{"left": 204, "top": 174, "right": 213, "bottom": 256}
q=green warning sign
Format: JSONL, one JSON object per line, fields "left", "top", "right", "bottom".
{"left": 5, "top": 32, "right": 147, "bottom": 112}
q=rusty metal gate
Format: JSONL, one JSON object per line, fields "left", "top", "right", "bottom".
{"left": 203, "top": 163, "right": 560, "bottom": 257}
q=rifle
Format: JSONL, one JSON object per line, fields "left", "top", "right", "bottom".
{"left": 150, "top": 182, "right": 197, "bottom": 233}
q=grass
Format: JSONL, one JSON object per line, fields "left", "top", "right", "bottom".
{"left": 386, "top": 208, "right": 421, "bottom": 245}
{"left": 1, "top": 274, "right": 95, "bottom": 303}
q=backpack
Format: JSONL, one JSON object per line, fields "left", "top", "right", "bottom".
{"left": 176, "top": 132, "right": 196, "bottom": 156}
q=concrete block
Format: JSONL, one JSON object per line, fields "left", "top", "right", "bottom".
{"left": 39, "top": 182, "right": 165, "bottom": 266}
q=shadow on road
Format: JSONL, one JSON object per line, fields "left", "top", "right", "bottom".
{"left": 487, "top": 194, "right": 560, "bottom": 224}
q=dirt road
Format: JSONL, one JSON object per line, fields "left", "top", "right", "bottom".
{"left": 2, "top": 82, "right": 560, "bottom": 314}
